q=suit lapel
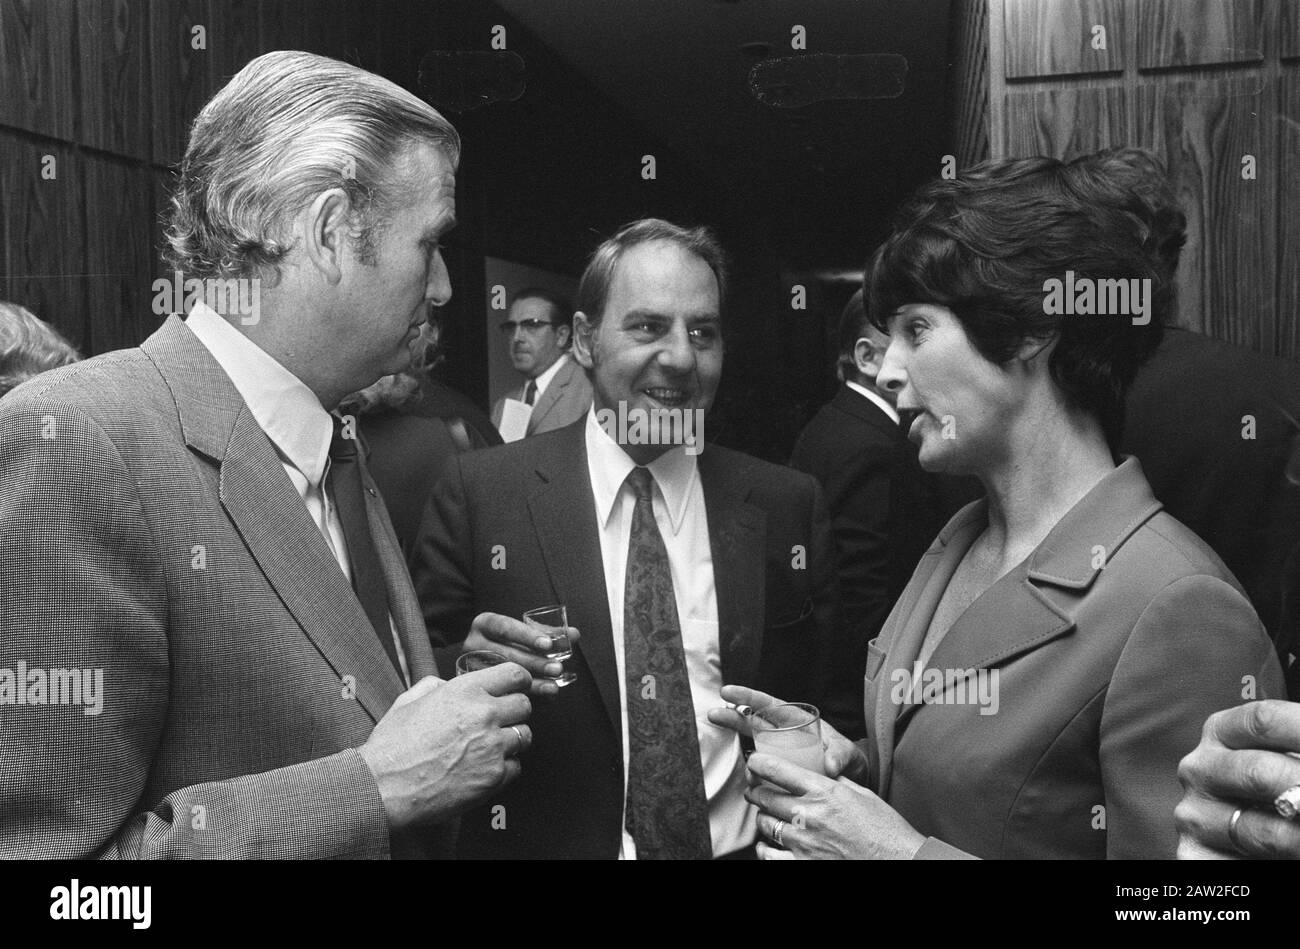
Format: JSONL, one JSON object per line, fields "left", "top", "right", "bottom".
{"left": 912, "top": 457, "right": 1164, "bottom": 699}
{"left": 698, "top": 451, "right": 766, "bottom": 687}
{"left": 526, "top": 359, "right": 572, "bottom": 433}
{"left": 361, "top": 458, "right": 436, "bottom": 683}
{"left": 893, "top": 570, "right": 1074, "bottom": 735}
{"left": 143, "top": 316, "right": 406, "bottom": 723}
{"left": 872, "top": 506, "right": 982, "bottom": 797}
{"left": 875, "top": 459, "right": 1163, "bottom": 791}
{"left": 526, "top": 424, "right": 623, "bottom": 739}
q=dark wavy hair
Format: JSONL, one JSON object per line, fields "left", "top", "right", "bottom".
{"left": 866, "top": 148, "right": 1186, "bottom": 450}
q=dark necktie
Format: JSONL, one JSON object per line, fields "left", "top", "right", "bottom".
{"left": 524, "top": 380, "right": 537, "bottom": 405}
{"left": 622, "top": 466, "right": 712, "bottom": 859}
{"left": 326, "top": 416, "right": 403, "bottom": 677}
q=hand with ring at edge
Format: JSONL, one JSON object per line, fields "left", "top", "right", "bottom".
{"left": 1174, "top": 699, "right": 1300, "bottom": 860}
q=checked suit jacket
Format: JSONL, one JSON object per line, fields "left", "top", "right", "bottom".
{"left": 0, "top": 315, "right": 447, "bottom": 859}
{"left": 410, "top": 418, "right": 838, "bottom": 859}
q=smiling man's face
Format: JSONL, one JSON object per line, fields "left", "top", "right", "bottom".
{"left": 573, "top": 239, "right": 722, "bottom": 463}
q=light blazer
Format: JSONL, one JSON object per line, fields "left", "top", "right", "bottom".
{"left": 410, "top": 418, "right": 838, "bottom": 859}
{"left": 490, "top": 355, "right": 594, "bottom": 437}
{"left": 0, "top": 316, "right": 446, "bottom": 859}
{"left": 863, "top": 457, "right": 1286, "bottom": 859}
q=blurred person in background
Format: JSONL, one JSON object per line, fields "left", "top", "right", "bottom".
{"left": 491, "top": 287, "right": 592, "bottom": 438}
{"left": 0, "top": 302, "right": 80, "bottom": 398}
{"left": 342, "top": 316, "right": 502, "bottom": 558}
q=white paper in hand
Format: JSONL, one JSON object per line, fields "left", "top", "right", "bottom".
{"left": 498, "top": 398, "right": 533, "bottom": 442}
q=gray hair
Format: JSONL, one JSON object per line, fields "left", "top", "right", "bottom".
{"left": 164, "top": 50, "right": 460, "bottom": 281}
{"left": 0, "top": 302, "right": 80, "bottom": 397}
{"left": 575, "top": 218, "right": 728, "bottom": 324}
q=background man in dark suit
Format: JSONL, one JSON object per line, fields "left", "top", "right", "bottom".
{"left": 789, "top": 290, "right": 952, "bottom": 738}
{"left": 0, "top": 51, "right": 535, "bottom": 859}
{"left": 490, "top": 287, "right": 593, "bottom": 437}
{"left": 412, "top": 218, "right": 837, "bottom": 859}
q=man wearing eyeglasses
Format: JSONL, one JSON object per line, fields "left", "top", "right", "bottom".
{"left": 490, "top": 287, "right": 593, "bottom": 438}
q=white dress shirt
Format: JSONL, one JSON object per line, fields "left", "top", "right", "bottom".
{"left": 584, "top": 407, "right": 757, "bottom": 858}
{"left": 846, "top": 380, "right": 901, "bottom": 426}
{"left": 185, "top": 302, "right": 409, "bottom": 684}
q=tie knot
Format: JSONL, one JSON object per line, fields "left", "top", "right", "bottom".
{"left": 626, "top": 466, "right": 655, "bottom": 502}
{"left": 330, "top": 415, "right": 359, "bottom": 462}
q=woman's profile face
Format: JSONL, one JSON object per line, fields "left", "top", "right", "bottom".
{"left": 878, "top": 303, "right": 1021, "bottom": 475}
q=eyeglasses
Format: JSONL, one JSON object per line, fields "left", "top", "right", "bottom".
{"left": 498, "top": 318, "right": 557, "bottom": 335}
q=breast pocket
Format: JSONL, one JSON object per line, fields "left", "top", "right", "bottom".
{"left": 864, "top": 638, "right": 888, "bottom": 682}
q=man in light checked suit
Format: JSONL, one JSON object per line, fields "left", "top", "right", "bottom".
{"left": 0, "top": 52, "right": 543, "bottom": 859}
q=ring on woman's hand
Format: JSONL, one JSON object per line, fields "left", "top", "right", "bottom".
{"left": 1274, "top": 784, "right": 1300, "bottom": 820}
{"left": 1227, "top": 807, "right": 1247, "bottom": 853}
{"left": 509, "top": 725, "right": 525, "bottom": 752}
{"left": 771, "top": 819, "right": 786, "bottom": 847}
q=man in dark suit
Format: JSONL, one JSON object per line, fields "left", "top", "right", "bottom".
{"left": 0, "top": 51, "right": 534, "bottom": 858}
{"left": 490, "top": 287, "right": 593, "bottom": 438}
{"left": 412, "top": 218, "right": 837, "bottom": 859}
{"left": 789, "top": 290, "right": 952, "bottom": 738}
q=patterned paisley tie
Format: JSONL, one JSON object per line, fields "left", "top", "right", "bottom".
{"left": 622, "top": 466, "right": 712, "bottom": 859}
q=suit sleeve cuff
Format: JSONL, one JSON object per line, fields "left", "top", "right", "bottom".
{"left": 912, "top": 837, "right": 980, "bottom": 860}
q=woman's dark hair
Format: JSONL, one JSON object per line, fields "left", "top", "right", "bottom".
{"left": 865, "top": 148, "right": 1186, "bottom": 450}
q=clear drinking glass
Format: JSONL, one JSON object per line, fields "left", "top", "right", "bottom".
{"left": 455, "top": 649, "right": 508, "bottom": 676}
{"left": 523, "top": 604, "right": 576, "bottom": 687}
{"left": 750, "top": 703, "right": 826, "bottom": 775}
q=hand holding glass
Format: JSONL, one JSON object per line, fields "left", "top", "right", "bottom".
{"left": 750, "top": 702, "right": 826, "bottom": 776}
{"left": 455, "top": 650, "right": 508, "bottom": 676}
{"left": 523, "top": 604, "right": 576, "bottom": 687}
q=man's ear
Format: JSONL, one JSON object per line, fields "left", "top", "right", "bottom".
{"left": 853, "top": 337, "right": 884, "bottom": 378}
{"left": 571, "top": 312, "right": 596, "bottom": 369}
{"left": 556, "top": 323, "right": 573, "bottom": 350}
{"left": 301, "top": 188, "right": 352, "bottom": 285}
{"left": 1016, "top": 333, "right": 1056, "bottom": 366}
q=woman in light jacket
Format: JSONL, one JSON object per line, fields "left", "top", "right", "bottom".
{"left": 714, "top": 149, "right": 1286, "bottom": 859}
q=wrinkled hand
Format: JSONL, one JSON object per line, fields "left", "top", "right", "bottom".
{"left": 1175, "top": 700, "right": 1300, "bottom": 859}
{"left": 744, "top": 753, "right": 925, "bottom": 860}
{"left": 708, "top": 684, "right": 869, "bottom": 783}
{"left": 360, "top": 663, "right": 533, "bottom": 833}
{"left": 462, "top": 611, "right": 579, "bottom": 698}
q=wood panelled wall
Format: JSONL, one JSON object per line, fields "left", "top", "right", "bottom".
{"left": 0, "top": 0, "right": 352, "bottom": 356}
{"left": 949, "top": 0, "right": 1300, "bottom": 360}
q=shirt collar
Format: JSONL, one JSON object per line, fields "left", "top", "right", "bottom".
{"left": 532, "top": 351, "right": 570, "bottom": 396}
{"left": 846, "top": 380, "right": 901, "bottom": 425}
{"left": 584, "top": 405, "right": 697, "bottom": 536}
{"left": 185, "top": 301, "right": 334, "bottom": 486}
